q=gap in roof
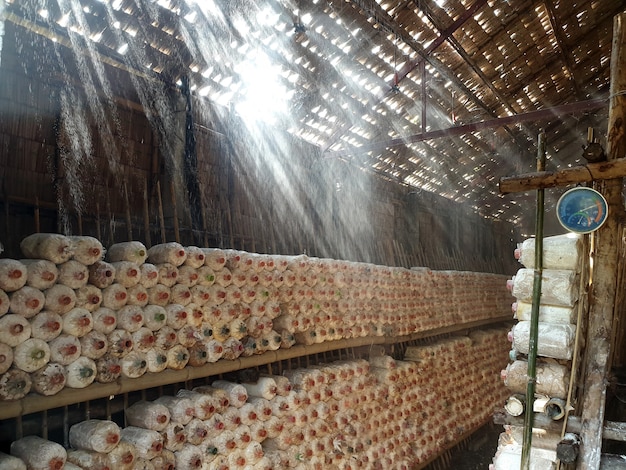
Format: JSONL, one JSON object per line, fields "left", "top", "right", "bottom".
{"left": 234, "top": 50, "right": 289, "bottom": 125}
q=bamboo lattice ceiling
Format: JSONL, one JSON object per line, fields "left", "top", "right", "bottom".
{"left": 3, "top": 0, "right": 623, "bottom": 232}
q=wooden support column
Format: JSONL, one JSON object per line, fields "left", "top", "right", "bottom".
{"left": 578, "top": 13, "right": 626, "bottom": 470}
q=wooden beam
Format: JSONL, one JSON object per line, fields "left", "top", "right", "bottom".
{"left": 578, "top": 13, "right": 626, "bottom": 470}
{"left": 400, "top": 0, "right": 489, "bottom": 87}
{"left": 330, "top": 98, "right": 606, "bottom": 157}
{"left": 543, "top": 0, "right": 583, "bottom": 100}
{"left": 493, "top": 409, "right": 582, "bottom": 435}
{"left": 602, "top": 421, "right": 626, "bottom": 442}
{"left": 491, "top": 413, "right": 626, "bottom": 443}
{"left": 600, "top": 454, "right": 626, "bottom": 469}
{"left": 498, "top": 157, "right": 626, "bottom": 194}
{"left": 419, "top": 0, "right": 517, "bottom": 117}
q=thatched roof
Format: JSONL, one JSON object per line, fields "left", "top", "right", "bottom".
{"left": 3, "top": 0, "right": 622, "bottom": 231}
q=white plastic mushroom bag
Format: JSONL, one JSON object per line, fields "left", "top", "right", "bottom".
{"left": 511, "top": 268, "right": 578, "bottom": 307}
{"left": 503, "top": 359, "right": 569, "bottom": 399}
{"left": 511, "top": 321, "right": 576, "bottom": 360}
{"left": 515, "top": 234, "right": 582, "bottom": 271}
{"left": 514, "top": 301, "right": 576, "bottom": 325}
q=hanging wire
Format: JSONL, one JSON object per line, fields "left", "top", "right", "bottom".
{"left": 392, "top": 34, "right": 400, "bottom": 93}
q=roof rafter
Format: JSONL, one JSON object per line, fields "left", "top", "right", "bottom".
{"left": 418, "top": 0, "right": 517, "bottom": 116}
{"left": 321, "top": 0, "right": 491, "bottom": 153}
{"left": 329, "top": 98, "right": 606, "bottom": 157}
{"left": 542, "top": 0, "right": 582, "bottom": 99}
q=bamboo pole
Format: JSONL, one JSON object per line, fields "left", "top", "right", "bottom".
{"left": 156, "top": 180, "right": 166, "bottom": 244}
{"left": 498, "top": 157, "right": 626, "bottom": 194}
{"left": 143, "top": 179, "right": 152, "bottom": 248}
{"left": 123, "top": 181, "right": 132, "bottom": 241}
{"left": 522, "top": 131, "right": 546, "bottom": 470}
{"left": 34, "top": 197, "right": 40, "bottom": 233}
{"left": 148, "top": 138, "right": 160, "bottom": 248}
{"left": 495, "top": 412, "right": 583, "bottom": 436}
{"left": 62, "top": 405, "right": 69, "bottom": 448}
{"left": 578, "top": 13, "right": 626, "bottom": 469}
{"left": 169, "top": 180, "right": 180, "bottom": 243}
{"left": 105, "top": 185, "right": 114, "bottom": 247}
{"left": 15, "top": 416, "right": 22, "bottom": 440}
{"left": 95, "top": 201, "right": 101, "bottom": 241}
{"left": 558, "top": 237, "right": 590, "bottom": 457}
{"left": 493, "top": 411, "right": 626, "bottom": 442}
{"left": 198, "top": 181, "right": 209, "bottom": 248}
{"left": 41, "top": 410, "right": 48, "bottom": 440}
{"left": 601, "top": 421, "right": 626, "bottom": 441}
{"left": 269, "top": 204, "right": 277, "bottom": 254}
{"left": 225, "top": 199, "right": 234, "bottom": 248}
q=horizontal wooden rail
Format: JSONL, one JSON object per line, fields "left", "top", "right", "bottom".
{"left": 602, "top": 420, "right": 626, "bottom": 442}
{"left": 498, "top": 157, "right": 626, "bottom": 194}
{"left": 0, "top": 315, "right": 512, "bottom": 420}
{"left": 493, "top": 414, "right": 626, "bottom": 444}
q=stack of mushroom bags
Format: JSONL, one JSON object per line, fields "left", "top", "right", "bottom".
{"left": 257, "top": 259, "right": 510, "bottom": 344}
{"left": 0, "top": 233, "right": 512, "bottom": 402}
{"left": 403, "top": 327, "right": 510, "bottom": 464}
{"left": 4, "top": 344, "right": 510, "bottom": 470}
{"left": 0, "top": 233, "right": 113, "bottom": 400}
{"left": 0, "top": 235, "right": 288, "bottom": 400}
{"left": 492, "top": 234, "right": 582, "bottom": 469}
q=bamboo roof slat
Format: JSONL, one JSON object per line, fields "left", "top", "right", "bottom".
{"left": 1, "top": 0, "right": 622, "bottom": 232}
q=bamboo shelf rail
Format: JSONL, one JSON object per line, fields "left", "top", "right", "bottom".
{"left": 0, "top": 315, "right": 512, "bottom": 420}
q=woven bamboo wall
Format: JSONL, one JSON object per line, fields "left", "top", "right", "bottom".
{"left": 0, "top": 21, "right": 520, "bottom": 275}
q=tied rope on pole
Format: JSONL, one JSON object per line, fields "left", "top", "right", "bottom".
{"left": 521, "top": 131, "right": 546, "bottom": 469}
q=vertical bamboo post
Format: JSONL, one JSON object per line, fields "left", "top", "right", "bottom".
{"left": 123, "top": 181, "right": 132, "bottom": 241}
{"left": 62, "top": 405, "right": 69, "bottom": 448}
{"left": 123, "top": 393, "right": 128, "bottom": 428}
{"left": 41, "top": 410, "right": 48, "bottom": 440}
{"left": 170, "top": 180, "right": 180, "bottom": 244}
{"left": 269, "top": 204, "right": 277, "bottom": 254}
{"left": 150, "top": 137, "right": 160, "bottom": 247}
{"left": 95, "top": 201, "right": 101, "bottom": 241}
{"left": 421, "top": 60, "right": 427, "bottom": 134}
{"left": 225, "top": 199, "right": 234, "bottom": 248}
{"left": 156, "top": 180, "right": 166, "bottom": 244}
{"left": 143, "top": 179, "right": 152, "bottom": 248}
{"left": 198, "top": 181, "right": 209, "bottom": 248}
{"left": 15, "top": 416, "right": 22, "bottom": 440}
{"left": 3, "top": 200, "right": 9, "bottom": 254}
{"left": 578, "top": 12, "right": 626, "bottom": 469}
{"left": 105, "top": 397, "right": 111, "bottom": 421}
{"left": 105, "top": 185, "right": 114, "bottom": 247}
{"left": 34, "top": 197, "right": 40, "bottom": 233}
{"left": 521, "top": 131, "right": 546, "bottom": 470}
{"left": 77, "top": 211, "right": 83, "bottom": 235}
